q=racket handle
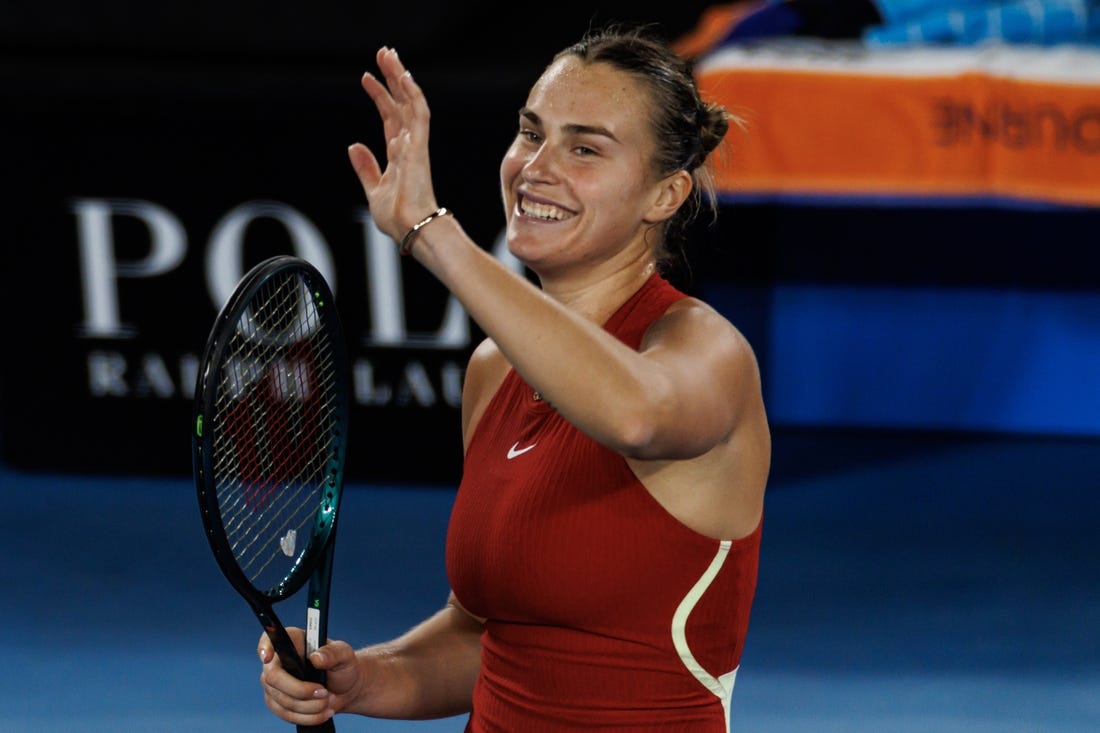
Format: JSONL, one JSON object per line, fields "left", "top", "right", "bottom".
{"left": 260, "top": 618, "right": 336, "bottom": 732}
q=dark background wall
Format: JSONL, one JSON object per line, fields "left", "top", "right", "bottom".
{"left": 3, "top": 2, "right": 1098, "bottom": 483}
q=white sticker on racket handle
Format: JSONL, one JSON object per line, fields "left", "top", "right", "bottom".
{"left": 306, "top": 607, "right": 321, "bottom": 655}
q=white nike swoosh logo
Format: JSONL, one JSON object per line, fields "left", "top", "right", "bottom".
{"left": 507, "top": 441, "right": 537, "bottom": 460}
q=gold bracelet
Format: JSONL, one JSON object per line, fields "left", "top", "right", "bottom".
{"left": 399, "top": 207, "right": 452, "bottom": 256}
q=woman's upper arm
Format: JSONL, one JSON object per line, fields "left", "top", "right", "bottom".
{"left": 631, "top": 300, "right": 762, "bottom": 458}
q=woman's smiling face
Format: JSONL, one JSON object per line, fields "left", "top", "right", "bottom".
{"left": 499, "top": 56, "right": 665, "bottom": 275}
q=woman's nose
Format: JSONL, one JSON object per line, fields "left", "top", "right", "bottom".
{"left": 522, "top": 145, "right": 558, "bottom": 183}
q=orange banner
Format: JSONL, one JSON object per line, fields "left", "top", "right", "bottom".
{"left": 696, "top": 44, "right": 1100, "bottom": 208}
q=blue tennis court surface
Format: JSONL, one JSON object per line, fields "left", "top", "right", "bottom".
{"left": 1, "top": 430, "right": 1097, "bottom": 732}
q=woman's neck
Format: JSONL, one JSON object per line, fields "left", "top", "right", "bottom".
{"left": 535, "top": 258, "right": 657, "bottom": 325}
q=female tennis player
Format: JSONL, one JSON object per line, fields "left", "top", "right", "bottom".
{"left": 258, "top": 23, "right": 770, "bottom": 731}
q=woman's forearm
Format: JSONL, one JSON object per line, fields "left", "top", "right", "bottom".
{"left": 345, "top": 600, "right": 484, "bottom": 720}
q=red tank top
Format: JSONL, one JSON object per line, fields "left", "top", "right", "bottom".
{"left": 446, "top": 273, "right": 761, "bottom": 732}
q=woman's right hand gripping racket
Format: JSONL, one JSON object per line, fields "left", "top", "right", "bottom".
{"left": 192, "top": 255, "right": 351, "bottom": 732}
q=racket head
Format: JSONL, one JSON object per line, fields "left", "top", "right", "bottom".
{"left": 192, "top": 255, "right": 350, "bottom": 609}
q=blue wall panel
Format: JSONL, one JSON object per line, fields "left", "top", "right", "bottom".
{"left": 755, "top": 285, "right": 1100, "bottom": 436}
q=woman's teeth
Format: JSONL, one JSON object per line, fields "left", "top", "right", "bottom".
{"left": 520, "top": 199, "right": 568, "bottom": 220}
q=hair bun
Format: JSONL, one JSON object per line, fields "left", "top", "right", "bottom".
{"left": 697, "top": 102, "right": 730, "bottom": 162}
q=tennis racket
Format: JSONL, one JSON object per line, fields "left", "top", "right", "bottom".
{"left": 192, "top": 255, "right": 350, "bottom": 733}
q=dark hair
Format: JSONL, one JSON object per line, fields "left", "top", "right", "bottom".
{"left": 555, "top": 23, "right": 736, "bottom": 279}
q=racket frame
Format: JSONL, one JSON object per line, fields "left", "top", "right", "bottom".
{"left": 192, "top": 255, "right": 350, "bottom": 691}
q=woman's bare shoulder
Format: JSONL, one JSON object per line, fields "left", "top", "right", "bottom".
{"left": 460, "top": 338, "right": 511, "bottom": 448}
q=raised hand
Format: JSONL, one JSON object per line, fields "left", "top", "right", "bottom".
{"left": 347, "top": 47, "right": 441, "bottom": 244}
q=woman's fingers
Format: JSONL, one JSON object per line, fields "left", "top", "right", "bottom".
{"left": 376, "top": 47, "right": 411, "bottom": 105}
{"left": 366, "top": 48, "right": 429, "bottom": 136}
{"left": 350, "top": 46, "right": 438, "bottom": 238}
{"left": 359, "top": 72, "right": 391, "bottom": 113}
{"left": 263, "top": 680, "right": 333, "bottom": 726}
{"left": 261, "top": 668, "right": 328, "bottom": 707}
{"left": 348, "top": 143, "right": 382, "bottom": 192}
{"left": 259, "top": 648, "right": 333, "bottom": 724}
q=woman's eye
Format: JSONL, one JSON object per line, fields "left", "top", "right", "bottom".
{"left": 519, "top": 129, "right": 541, "bottom": 143}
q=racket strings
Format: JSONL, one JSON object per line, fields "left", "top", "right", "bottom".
{"left": 216, "top": 354, "right": 340, "bottom": 565}
{"left": 210, "top": 271, "right": 342, "bottom": 595}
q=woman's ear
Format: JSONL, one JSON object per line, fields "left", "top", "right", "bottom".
{"left": 643, "top": 169, "right": 694, "bottom": 224}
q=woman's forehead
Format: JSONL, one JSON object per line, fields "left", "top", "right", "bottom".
{"left": 526, "top": 57, "right": 649, "bottom": 124}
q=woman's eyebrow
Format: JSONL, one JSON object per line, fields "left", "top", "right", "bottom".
{"left": 519, "top": 107, "right": 619, "bottom": 143}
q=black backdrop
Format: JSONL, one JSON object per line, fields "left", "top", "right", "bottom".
{"left": 1, "top": 2, "right": 723, "bottom": 483}
{"left": 4, "top": 2, "right": 1099, "bottom": 483}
